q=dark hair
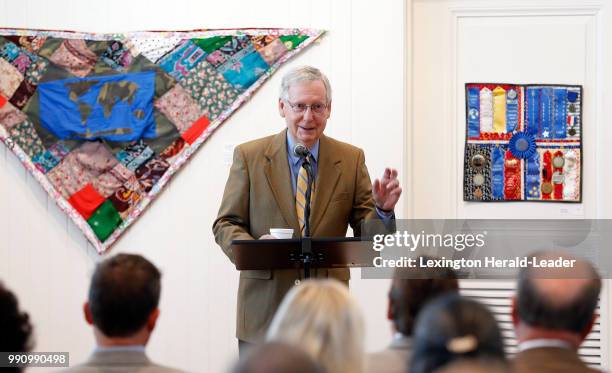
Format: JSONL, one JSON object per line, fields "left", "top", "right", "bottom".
{"left": 389, "top": 256, "right": 459, "bottom": 335}
{"left": 516, "top": 253, "right": 601, "bottom": 334}
{"left": 232, "top": 342, "right": 325, "bottom": 373}
{"left": 0, "top": 282, "right": 33, "bottom": 373}
{"left": 88, "top": 254, "right": 161, "bottom": 337}
{"left": 410, "top": 294, "right": 506, "bottom": 373}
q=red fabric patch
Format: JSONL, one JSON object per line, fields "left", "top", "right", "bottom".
{"left": 553, "top": 150, "right": 564, "bottom": 200}
{"left": 68, "top": 184, "right": 106, "bottom": 219}
{"left": 0, "top": 95, "right": 7, "bottom": 109}
{"left": 503, "top": 151, "right": 521, "bottom": 200}
{"left": 542, "top": 151, "right": 552, "bottom": 200}
{"left": 181, "top": 116, "right": 210, "bottom": 145}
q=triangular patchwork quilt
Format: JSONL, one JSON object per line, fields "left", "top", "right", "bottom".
{"left": 0, "top": 28, "right": 324, "bottom": 252}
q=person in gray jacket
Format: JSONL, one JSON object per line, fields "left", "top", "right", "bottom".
{"left": 60, "top": 254, "right": 184, "bottom": 373}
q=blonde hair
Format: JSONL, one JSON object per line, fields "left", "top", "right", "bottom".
{"left": 266, "top": 279, "right": 365, "bottom": 373}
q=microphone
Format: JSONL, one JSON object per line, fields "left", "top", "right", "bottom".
{"left": 293, "top": 143, "right": 311, "bottom": 159}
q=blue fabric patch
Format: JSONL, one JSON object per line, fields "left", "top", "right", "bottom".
{"left": 116, "top": 140, "right": 155, "bottom": 172}
{"left": 508, "top": 132, "right": 536, "bottom": 159}
{"left": 219, "top": 48, "right": 269, "bottom": 91}
{"left": 539, "top": 88, "right": 553, "bottom": 139}
{"left": 38, "top": 71, "right": 156, "bottom": 142}
{"left": 0, "top": 42, "right": 20, "bottom": 62}
{"left": 525, "top": 152, "right": 540, "bottom": 199}
{"left": 525, "top": 88, "right": 540, "bottom": 135}
{"left": 32, "top": 150, "right": 60, "bottom": 173}
{"left": 491, "top": 147, "right": 505, "bottom": 199}
{"left": 506, "top": 90, "right": 519, "bottom": 133}
{"left": 158, "top": 40, "right": 206, "bottom": 81}
{"left": 553, "top": 88, "right": 567, "bottom": 139}
{"left": 467, "top": 87, "right": 480, "bottom": 138}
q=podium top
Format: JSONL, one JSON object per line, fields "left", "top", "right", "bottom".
{"left": 231, "top": 237, "right": 376, "bottom": 271}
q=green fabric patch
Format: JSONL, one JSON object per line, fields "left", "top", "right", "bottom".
{"left": 36, "top": 37, "right": 64, "bottom": 59}
{"left": 87, "top": 200, "right": 123, "bottom": 242}
{"left": 91, "top": 59, "right": 118, "bottom": 75}
{"left": 128, "top": 55, "right": 176, "bottom": 98}
{"left": 9, "top": 120, "right": 45, "bottom": 158}
{"left": 192, "top": 36, "right": 233, "bottom": 53}
{"left": 103, "top": 110, "right": 180, "bottom": 156}
{"left": 181, "top": 60, "right": 240, "bottom": 121}
{"left": 85, "top": 40, "right": 113, "bottom": 56}
{"left": 146, "top": 110, "right": 182, "bottom": 154}
{"left": 279, "top": 35, "right": 308, "bottom": 50}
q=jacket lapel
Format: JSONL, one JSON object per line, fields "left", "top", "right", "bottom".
{"left": 310, "top": 134, "right": 342, "bottom": 235}
{"left": 264, "top": 130, "right": 301, "bottom": 233}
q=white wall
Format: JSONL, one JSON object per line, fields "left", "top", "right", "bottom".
{"left": 408, "top": 0, "right": 612, "bottom": 369}
{"left": 0, "top": 1, "right": 405, "bottom": 372}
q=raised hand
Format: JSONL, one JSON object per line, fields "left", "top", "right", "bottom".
{"left": 372, "top": 168, "right": 402, "bottom": 211}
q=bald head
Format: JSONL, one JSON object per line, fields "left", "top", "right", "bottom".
{"left": 530, "top": 276, "right": 593, "bottom": 308}
{"left": 516, "top": 252, "right": 601, "bottom": 334}
{"left": 232, "top": 342, "right": 325, "bottom": 373}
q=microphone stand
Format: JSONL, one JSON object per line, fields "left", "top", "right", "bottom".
{"left": 301, "top": 156, "right": 314, "bottom": 279}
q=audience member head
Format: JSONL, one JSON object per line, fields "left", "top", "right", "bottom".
{"left": 410, "top": 294, "right": 506, "bottom": 373}
{"left": 0, "top": 282, "right": 33, "bottom": 373}
{"left": 266, "top": 279, "right": 364, "bottom": 373}
{"left": 388, "top": 256, "right": 459, "bottom": 336}
{"left": 84, "top": 253, "right": 161, "bottom": 346}
{"left": 513, "top": 251, "right": 601, "bottom": 348}
{"left": 232, "top": 342, "right": 325, "bottom": 373}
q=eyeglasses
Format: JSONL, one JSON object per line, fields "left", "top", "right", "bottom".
{"left": 285, "top": 101, "right": 329, "bottom": 115}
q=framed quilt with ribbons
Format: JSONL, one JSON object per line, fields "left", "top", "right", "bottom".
{"left": 0, "top": 28, "right": 324, "bottom": 252}
{"left": 463, "top": 83, "right": 582, "bottom": 202}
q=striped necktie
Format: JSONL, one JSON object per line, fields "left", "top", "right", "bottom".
{"left": 295, "top": 157, "right": 314, "bottom": 234}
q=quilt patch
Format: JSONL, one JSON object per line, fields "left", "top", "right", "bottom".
{"left": 0, "top": 28, "right": 324, "bottom": 252}
{"left": 464, "top": 83, "right": 582, "bottom": 202}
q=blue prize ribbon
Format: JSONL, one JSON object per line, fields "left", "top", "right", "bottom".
{"left": 539, "top": 88, "right": 553, "bottom": 139}
{"left": 525, "top": 152, "right": 541, "bottom": 199}
{"left": 467, "top": 87, "right": 481, "bottom": 138}
{"left": 506, "top": 90, "right": 519, "bottom": 132}
{"left": 553, "top": 88, "right": 567, "bottom": 139}
{"left": 491, "top": 147, "right": 505, "bottom": 199}
{"left": 526, "top": 88, "right": 540, "bottom": 135}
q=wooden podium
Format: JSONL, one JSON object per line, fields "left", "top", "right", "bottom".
{"left": 231, "top": 237, "right": 377, "bottom": 278}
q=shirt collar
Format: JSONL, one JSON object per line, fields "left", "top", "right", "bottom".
{"left": 517, "top": 339, "right": 573, "bottom": 352}
{"left": 286, "top": 130, "right": 319, "bottom": 166}
{"left": 390, "top": 333, "right": 412, "bottom": 350}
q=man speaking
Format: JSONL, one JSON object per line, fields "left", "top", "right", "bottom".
{"left": 213, "top": 66, "right": 402, "bottom": 351}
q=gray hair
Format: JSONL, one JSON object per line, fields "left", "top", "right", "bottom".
{"left": 279, "top": 66, "right": 332, "bottom": 104}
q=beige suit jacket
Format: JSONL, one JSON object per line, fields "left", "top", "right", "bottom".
{"left": 512, "top": 347, "right": 602, "bottom": 373}
{"left": 213, "top": 130, "right": 380, "bottom": 342}
{"left": 58, "top": 349, "right": 185, "bottom": 373}
{"left": 366, "top": 335, "right": 412, "bottom": 373}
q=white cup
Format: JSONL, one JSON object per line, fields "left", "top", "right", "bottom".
{"left": 270, "top": 228, "right": 294, "bottom": 239}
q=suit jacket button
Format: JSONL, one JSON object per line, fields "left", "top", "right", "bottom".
{"left": 294, "top": 279, "right": 301, "bottom": 285}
